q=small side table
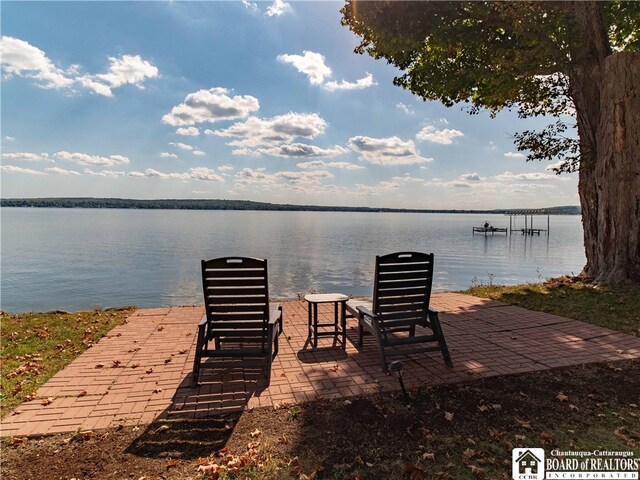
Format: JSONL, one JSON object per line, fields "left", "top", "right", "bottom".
{"left": 304, "top": 293, "right": 349, "bottom": 350}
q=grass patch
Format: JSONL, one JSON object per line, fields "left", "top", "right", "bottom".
{"left": 464, "top": 277, "right": 640, "bottom": 336}
{"left": 0, "top": 307, "right": 134, "bottom": 417}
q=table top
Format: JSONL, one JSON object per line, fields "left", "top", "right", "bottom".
{"left": 304, "top": 293, "right": 349, "bottom": 303}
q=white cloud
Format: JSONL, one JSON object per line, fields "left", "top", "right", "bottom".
{"left": 504, "top": 151, "right": 526, "bottom": 158}
{"left": 129, "top": 167, "right": 225, "bottom": 182}
{"left": 218, "top": 164, "right": 234, "bottom": 172}
{"left": 176, "top": 127, "right": 200, "bottom": 136}
{"left": 234, "top": 167, "right": 277, "bottom": 186}
{"left": 0, "top": 36, "right": 75, "bottom": 89}
{"left": 396, "top": 103, "right": 414, "bottom": 115}
{"left": 416, "top": 125, "right": 464, "bottom": 145}
{"left": 1, "top": 37, "right": 157, "bottom": 96}
{"left": 83, "top": 168, "right": 126, "bottom": 177}
{"left": 241, "top": 0, "right": 258, "bottom": 11}
{"left": 78, "top": 54, "right": 158, "bottom": 97}
{"left": 189, "top": 167, "right": 224, "bottom": 182}
{"left": 169, "top": 142, "right": 194, "bottom": 151}
{"left": 352, "top": 181, "right": 400, "bottom": 195}
{"left": 265, "top": 0, "right": 292, "bottom": 17}
{"left": 130, "top": 168, "right": 190, "bottom": 180}
{"left": 162, "top": 87, "right": 260, "bottom": 126}
{"left": 324, "top": 73, "right": 375, "bottom": 91}
{"left": 0, "top": 164, "right": 46, "bottom": 175}
{"left": 254, "top": 143, "right": 346, "bottom": 159}
{"left": 4, "top": 136, "right": 15, "bottom": 142}
{"left": 348, "top": 135, "right": 432, "bottom": 165}
{"left": 210, "top": 112, "right": 327, "bottom": 152}
{"left": 1, "top": 152, "right": 52, "bottom": 162}
{"left": 392, "top": 174, "right": 424, "bottom": 183}
{"left": 54, "top": 151, "right": 130, "bottom": 166}
{"left": 192, "top": 150, "right": 206, "bottom": 156}
{"left": 279, "top": 50, "right": 375, "bottom": 92}
{"left": 44, "top": 166, "right": 81, "bottom": 176}
{"left": 495, "top": 170, "right": 557, "bottom": 182}
{"left": 546, "top": 160, "right": 566, "bottom": 172}
{"left": 274, "top": 169, "right": 333, "bottom": 184}
{"left": 159, "top": 152, "right": 178, "bottom": 158}
{"left": 459, "top": 173, "right": 482, "bottom": 182}
{"left": 278, "top": 51, "right": 331, "bottom": 86}
{"left": 297, "top": 160, "right": 365, "bottom": 170}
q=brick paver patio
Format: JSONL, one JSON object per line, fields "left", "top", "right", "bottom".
{"left": 2, "top": 293, "right": 639, "bottom": 437}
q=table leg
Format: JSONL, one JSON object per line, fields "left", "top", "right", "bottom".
{"left": 341, "top": 301, "right": 346, "bottom": 350}
{"left": 307, "top": 301, "right": 312, "bottom": 347}
{"left": 313, "top": 302, "right": 318, "bottom": 349}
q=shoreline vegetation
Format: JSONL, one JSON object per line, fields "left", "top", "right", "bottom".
{"left": 0, "top": 197, "right": 581, "bottom": 215}
{"left": 2, "top": 279, "right": 638, "bottom": 478}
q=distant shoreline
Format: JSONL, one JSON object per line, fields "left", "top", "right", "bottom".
{"left": 0, "top": 198, "right": 581, "bottom": 215}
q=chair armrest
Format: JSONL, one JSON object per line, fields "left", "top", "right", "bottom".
{"left": 198, "top": 315, "right": 208, "bottom": 326}
{"left": 427, "top": 308, "right": 439, "bottom": 316}
{"left": 268, "top": 304, "right": 283, "bottom": 326}
{"left": 357, "top": 305, "right": 378, "bottom": 319}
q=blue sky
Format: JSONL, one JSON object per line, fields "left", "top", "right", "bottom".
{"left": 1, "top": 1, "right": 579, "bottom": 209}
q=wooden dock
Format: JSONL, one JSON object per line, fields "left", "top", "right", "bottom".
{"left": 519, "top": 228, "right": 546, "bottom": 235}
{"left": 472, "top": 226, "right": 508, "bottom": 235}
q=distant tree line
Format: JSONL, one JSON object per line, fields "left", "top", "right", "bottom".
{"left": 0, "top": 197, "right": 581, "bottom": 215}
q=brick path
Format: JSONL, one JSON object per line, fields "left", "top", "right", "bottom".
{"left": 2, "top": 293, "right": 639, "bottom": 437}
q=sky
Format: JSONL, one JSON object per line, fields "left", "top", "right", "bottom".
{"left": 0, "top": 1, "right": 580, "bottom": 209}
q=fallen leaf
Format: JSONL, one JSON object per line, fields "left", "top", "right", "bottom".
{"left": 131, "top": 363, "right": 140, "bottom": 369}
{"left": 95, "top": 363, "right": 105, "bottom": 369}
{"left": 41, "top": 397, "right": 54, "bottom": 406}
{"left": 477, "top": 404, "right": 491, "bottom": 413}
{"left": 178, "top": 349, "right": 188, "bottom": 354}
{"left": 157, "top": 325, "right": 165, "bottom": 331}
{"left": 111, "top": 360, "right": 121, "bottom": 368}
{"left": 165, "top": 459, "right": 180, "bottom": 468}
{"left": 444, "top": 411, "right": 454, "bottom": 421}
{"left": 540, "top": 432, "right": 554, "bottom": 442}
{"left": 556, "top": 392, "right": 569, "bottom": 402}
{"left": 344, "top": 400, "right": 352, "bottom": 406}
{"left": 78, "top": 390, "right": 88, "bottom": 397}
{"left": 278, "top": 434, "right": 289, "bottom": 445}
{"left": 152, "top": 388, "right": 162, "bottom": 394}
{"left": 422, "top": 452, "right": 435, "bottom": 461}
{"left": 164, "top": 358, "right": 172, "bottom": 364}
{"left": 403, "top": 463, "right": 427, "bottom": 480}
{"left": 10, "top": 437, "right": 27, "bottom": 445}
{"left": 569, "top": 404, "right": 579, "bottom": 411}
{"left": 491, "top": 403, "right": 502, "bottom": 411}
{"left": 515, "top": 417, "right": 532, "bottom": 429}
{"left": 154, "top": 425, "right": 170, "bottom": 434}
{"left": 463, "top": 448, "right": 476, "bottom": 459}
{"left": 249, "top": 429, "right": 262, "bottom": 438}
{"left": 469, "top": 465, "right": 484, "bottom": 475}
{"left": 146, "top": 368, "right": 153, "bottom": 374}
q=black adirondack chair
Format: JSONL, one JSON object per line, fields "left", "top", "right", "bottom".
{"left": 191, "top": 256, "right": 283, "bottom": 387}
{"left": 346, "top": 252, "right": 452, "bottom": 372}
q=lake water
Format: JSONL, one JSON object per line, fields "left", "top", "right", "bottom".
{"left": 0, "top": 208, "right": 586, "bottom": 312}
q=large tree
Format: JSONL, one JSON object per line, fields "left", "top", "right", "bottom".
{"left": 342, "top": 1, "right": 640, "bottom": 286}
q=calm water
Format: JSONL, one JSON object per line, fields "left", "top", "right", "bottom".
{"left": 0, "top": 208, "right": 585, "bottom": 312}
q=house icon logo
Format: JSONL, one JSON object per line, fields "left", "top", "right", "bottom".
{"left": 512, "top": 448, "right": 545, "bottom": 480}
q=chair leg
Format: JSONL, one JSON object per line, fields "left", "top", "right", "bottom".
{"left": 429, "top": 311, "right": 453, "bottom": 367}
{"left": 191, "top": 323, "right": 207, "bottom": 388}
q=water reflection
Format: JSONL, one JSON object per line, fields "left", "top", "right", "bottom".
{"left": 1, "top": 209, "right": 586, "bottom": 312}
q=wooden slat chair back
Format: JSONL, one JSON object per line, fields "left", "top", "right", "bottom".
{"left": 347, "top": 252, "right": 452, "bottom": 372}
{"left": 191, "top": 257, "right": 283, "bottom": 387}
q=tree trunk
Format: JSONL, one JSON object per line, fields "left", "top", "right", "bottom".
{"left": 569, "top": 3, "right": 640, "bottom": 285}
{"left": 575, "top": 53, "right": 640, "bottom": 285}
{"left": 592, "top": 53, "right": 640, "bottom": 284}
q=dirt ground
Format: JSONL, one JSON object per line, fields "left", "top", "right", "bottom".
{"left": 3, "top": 359, "right": 639, "bottom": 480}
